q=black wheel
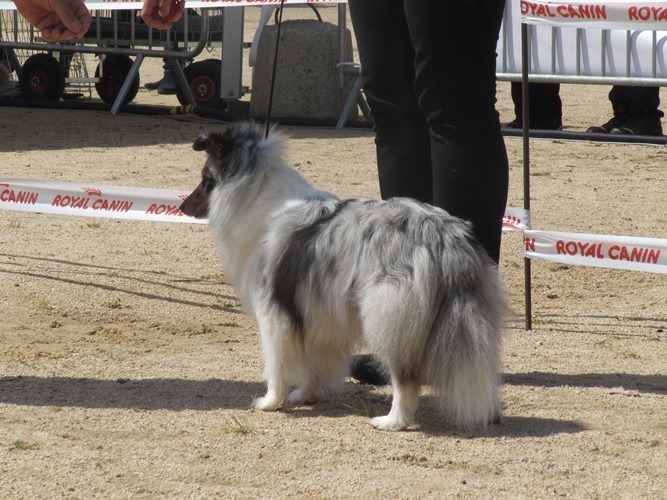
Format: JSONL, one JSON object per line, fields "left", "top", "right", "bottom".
{"left": 95, "top": 55, "right": 140, "bottom": 105}
{"left": 176, "top": 60, "right": 226, "bottom": 109}
{"left": 203, "top": 58, "right": 222, "bottom": 68}
{"left": 19, "top": 53, "right": 65, "bottom": 100}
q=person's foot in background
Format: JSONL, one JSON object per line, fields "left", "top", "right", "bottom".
{"left": 587, "top": 112, "right": 664, "bottom": 136}
{"left": 144, "top": 63, "right": 176, "bottom": 94}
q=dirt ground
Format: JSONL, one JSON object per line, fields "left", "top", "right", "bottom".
{"left": 1, "top": 7, "right": 666, "bottom": 499}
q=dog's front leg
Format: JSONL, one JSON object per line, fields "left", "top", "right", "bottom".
{"left": 252, "top": 320, "right": 288, "bottom": 411}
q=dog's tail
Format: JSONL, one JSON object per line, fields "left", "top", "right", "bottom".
{"left": 423, "top": 260, "right": 507, "bottom": 430}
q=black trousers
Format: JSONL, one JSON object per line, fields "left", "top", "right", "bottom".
{"left": 348, "top": 0, "right": 509, "bottom": 264}
{"left": 511, "top": 83, "right": 660, "bottom": 118}
{"left": 609, "top": 86, "right": 660, "bottom": 115}
{"left": 510, "top": 82, "right": 562, "bottom": 123}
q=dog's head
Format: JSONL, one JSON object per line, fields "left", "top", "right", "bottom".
{"left": 180, "top": 123, "right": 278, "bottom": 218}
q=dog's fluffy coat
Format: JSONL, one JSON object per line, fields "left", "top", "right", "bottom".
{"left": 180, "top": 123, "right": 507, "bottom": 431}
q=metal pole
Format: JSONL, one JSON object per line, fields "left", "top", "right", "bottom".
{"left": 521, "top": 22, "right": 533, "bottom": 331}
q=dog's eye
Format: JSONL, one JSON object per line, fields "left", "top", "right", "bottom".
{"left": 202, "top": 177, "right": 215, "bottom": 192}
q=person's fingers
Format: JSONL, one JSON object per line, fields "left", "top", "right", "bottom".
{"left": 141, "top": 0, "right": 172, "bottom": 30}
{"left": 50, "top": 0, "right": 83, "bottom": 35}
{"left": 72, "top": 2, "right": 92, "bottom": 35}
{"left": 142, "top": 15, "right": 173, "bottom": 30}
{"left": 41, "top": 26, "right": 76, "bottom": 41}
{"left": 166, "top": 0, "right": 185, "bottom": 22}
{"left": 141, "top": 0, "right": 159, "bottom": 19}
{"left": 141, "top": 0, "right": 185, "bottom": 30}
{"left": 158, "top": 0, "right": 170, "bottom": 17}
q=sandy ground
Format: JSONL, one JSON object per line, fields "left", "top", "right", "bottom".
{"left": 1, "top": 6, "right": 666, "bottom": 499}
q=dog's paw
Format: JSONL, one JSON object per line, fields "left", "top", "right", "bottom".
{"left": 369, "top": 415, "right": 410, "bottom": 431}
{"left": 287, "top": 387, "right": 319, "bottom": 406}
{"left": 251, "top": 395, "right": 283, "bottom": 411}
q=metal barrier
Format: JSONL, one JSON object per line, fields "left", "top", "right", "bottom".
{"left": 0, "top": 7, "right": 226, "bottom": 112}
{"left": 498, "top": 0, "right": 667, "bottom": 86}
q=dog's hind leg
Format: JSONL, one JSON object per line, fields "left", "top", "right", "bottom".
{"left": 252, "top": 317, "right": 289, "bottom": 411}
{"left": 287, "top": 383, "right": 320, "bottom": 406}
{"left": 370, "top": 377, "right": 419, "bottom": 431}
{"left": 288, "top": 348, "right": 350, "bottom": 406}
{"left": 287, "top": 364, "right": 321, "bottom": 406}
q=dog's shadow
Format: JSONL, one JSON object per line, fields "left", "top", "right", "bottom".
{"left": 10, "top": 373, "right": 654, "bottom": 438}
{"left": 0, "top": 376, "right": 579, "bottom": 437}
{"left": 0, "top": 376, "right": 263, "bottom": 411}
{"left": 286, "top": 383, "right": 587, "bottom": 438}
{"left": 307, "top": 369, "right": 664, "bottom": 437}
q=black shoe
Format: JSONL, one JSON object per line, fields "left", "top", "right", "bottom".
{"left": 610, "top": 113, "right": 664, "bottom": 136}
{"left": 157, "top": 86, "right": 177, "bottom": 95}
{"left": 532, "top": 117, "right": 562, "bottom": 130}
{"left": 144, "top": 80, "right": 161, "bottom": 91}
{"left": 349, "top": 354, "right": 390, "bottom": 386}
{"left": 505, "top": 118, "right": 522, "bottom": 129}
{"left": 586, "top": 114, "right": 628, "bottom": 133}
{"left": 145, "top": 66, "right": 177, "bottom": 94}
{"left": 156, "top": 69, "right": 177, "bottom": 95}
{"left": 145, "top": 80, "right": 177, "bottom": 94}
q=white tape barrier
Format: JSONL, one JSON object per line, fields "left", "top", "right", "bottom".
{"left": 503, "top": 207, "right": 531, "bottom": 233}
{"left": 1, "top": 178, "right": 665, "bottom": 274}
{"left": 0, "top": 178, "right": 206, "bottom": 224}
{"left": 523, "top": 230, "right": 667, "bottom": 274}
{"left": 501, "top": 1, "right": 667, "bottom": 78}
{"left": 0, "top": 0, "right": 345, "bottom": 11}
{"left": 520, "top": 0, "right": 667, "bottom": 30}
{"left": 1, "top": 0, "right": 663, "bottom": 29}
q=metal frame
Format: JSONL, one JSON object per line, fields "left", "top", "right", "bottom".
{"left": 0, "top": 9, "right": 217, "bottom": 112}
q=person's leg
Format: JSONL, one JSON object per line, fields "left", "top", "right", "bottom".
{"left": 508, "top": 81, "right": 522, "bottom": 127}
{"left": 608, "top": 86, "right": 663, "bottom": 136}
{"left": 348, "top": 0, "right": 432, "bottom": 203}
{"left": 348, "top": 0, "right": 432, "bottom": 387}
{"left": 530, "top": 83, "right": 562, "bottom": 129}
{"left": 586, "top": 86, "right": 628, "bottom": 133}
{"left": 508, "top": 82, "right": 562, "bottom": 129}
{"left": 617, "top": 85, "right": 660, "bottom": 112}
{"left": 404, "top": 0, "right": 509, "bottom": 263}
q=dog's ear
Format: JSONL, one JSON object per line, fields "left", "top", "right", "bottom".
{"left": 193, "top": 133, "right": 212, "bottom": 152}
{"left": 193, "top": 132, "right": 229, "bottom": 160}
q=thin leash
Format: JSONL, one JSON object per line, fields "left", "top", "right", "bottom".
{"left": 265, "top": 0, "right": 287, "bottom": 138}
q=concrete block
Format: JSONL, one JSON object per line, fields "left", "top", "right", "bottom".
{"left": 250, "top": 20, "right": 357, "bottom": 122}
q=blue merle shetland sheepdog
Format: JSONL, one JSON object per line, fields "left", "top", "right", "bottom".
{"left": 180, "top": 122, "right": 508, "bottom": 431}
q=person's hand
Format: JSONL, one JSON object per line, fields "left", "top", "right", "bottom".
{"left": 141, "top": 0, "right": 185, "bottom": 30}
{"left": 12, "top": 0, "right": 92, "bottom": 41}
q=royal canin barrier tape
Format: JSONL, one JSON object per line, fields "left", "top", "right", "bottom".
{"left": 1, "top": 178, "right": 665, "bottom": 274}
{"left": 1, "top": 178, "right": 530, "bottom": 230}
{"left": 520, "top": 0, "right": 667, "bottom": 30}
{"left": 3, "top": 0, "right": 666, "bottom": 30}
{"left": 0, "top": 0, "right": 345, "bottom": 11}
{"left": 503, "top": 207, "right": 531, "bottom": 233}
{"left": 0, "top": 178, "right": 205, "bottom": 224}
{"left": 523, "top": 230, "right": 667, "bottom": 274}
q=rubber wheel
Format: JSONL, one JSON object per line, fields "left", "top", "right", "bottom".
{"left": 95, "top": 55, "right": 140, "bottom": 105}
{"left": 19, "top": 53, "right": 65, "bottom": 100}
{"left": 177, "top": 60, "right": 226, "bottom": 109}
